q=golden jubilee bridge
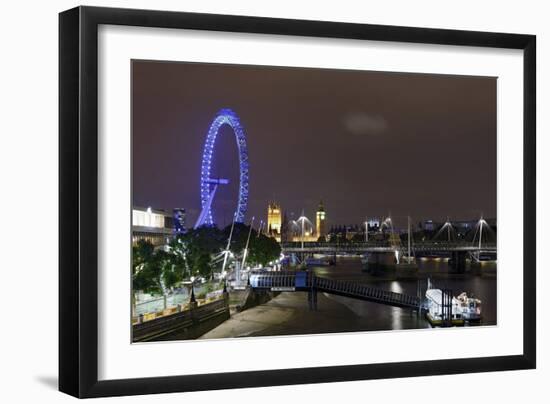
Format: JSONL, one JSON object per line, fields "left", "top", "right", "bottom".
{"left": 281, "top": 217, "right": 497, "bottom": 262}
{"left": 280, "top": 240, "right": 497, "bottom": 254}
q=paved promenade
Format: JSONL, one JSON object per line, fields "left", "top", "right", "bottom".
{"left": 200, "top": 291, "right": 373, "bottom": 339}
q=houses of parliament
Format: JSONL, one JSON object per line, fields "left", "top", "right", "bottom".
{"left": 266, "top": 201, "right": 327, "bottom": 243}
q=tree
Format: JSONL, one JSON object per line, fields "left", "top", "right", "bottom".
{"left": 223, "top": 222, "right": 250, "bottom": 254}
{"left": 167, "top": 236, "right": 188, "bottom": 279}
{"left": 132, "top": 240, "right": 155, "bottom": 315}
{"left": 132, "top": 238, "right": 190, "bottom": 306}
{"left": 162, "top": 250, "right": 186, "bottom": 293}
{"left": 221, "top": 223, "right": 281, "bottom": 267}
{"left": 132, "top": 240, "right": 155, "bottom": 293}
{"left": 248, "top": 234, "right": 282, "bottom": 266}
{"left": 180, "top": 225, "right": 225, "bottom": 279}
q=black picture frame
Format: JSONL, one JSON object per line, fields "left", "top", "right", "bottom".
{"left": 59, "top": 5, "right": 536, "bottom": 398}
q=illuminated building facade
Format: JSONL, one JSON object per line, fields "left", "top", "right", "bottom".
{"left": 316, "top": 201, "right": 326, "bottom": 238}
{"left": 132, "top": 206, "right": 175, "bottom": 247}
{"left": 267, "top": 202, "right": 282, "bottom": 241}
{"left": 368, "top": 217, "right": 380, "bottom": 230}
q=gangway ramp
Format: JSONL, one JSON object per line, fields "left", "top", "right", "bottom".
{"left": 249, "top": 271, "right": 421, "bottom": 310}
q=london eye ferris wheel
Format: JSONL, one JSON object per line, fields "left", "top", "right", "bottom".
{"left": 194, "top": 109, "right": 249, "bottom": 229}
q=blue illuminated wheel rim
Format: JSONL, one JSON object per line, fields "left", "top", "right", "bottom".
{"left": 200, "top": 108, "right": 249, "bottom": 225}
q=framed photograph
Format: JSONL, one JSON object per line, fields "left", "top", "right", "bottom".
{"left": 59, "top": 6, "right": 536, "bottom": 398}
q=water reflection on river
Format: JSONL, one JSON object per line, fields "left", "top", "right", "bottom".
{"left": 309, "top": 257, "right": 497, "bottom": 330}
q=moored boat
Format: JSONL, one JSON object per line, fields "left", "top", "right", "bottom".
{"left": 456, "top": 292, "right": 482, "bottom": 321}
{"left": 424, "top": 285, "right": 482, "bottom": 326}
{"left": 425, "top": 288, "right": 465, "bottom": 326}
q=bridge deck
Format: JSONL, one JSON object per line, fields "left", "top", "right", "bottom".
{"left": 250, "top": 271, "right": 421, "bottom": 310}
{"left": 281, "top": 241, "right": 496, "bottom": 254}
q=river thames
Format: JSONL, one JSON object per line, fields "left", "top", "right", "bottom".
{"left": 200, "top": 257, "right": 497, "bottom": 339}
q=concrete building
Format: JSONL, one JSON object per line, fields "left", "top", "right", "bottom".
{"left": 132, "top": 206, "right": 175, "bottom": 247}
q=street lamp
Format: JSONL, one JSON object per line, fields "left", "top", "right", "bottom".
{"left": 190, "top": 276, "right": 196, "bottom": 303}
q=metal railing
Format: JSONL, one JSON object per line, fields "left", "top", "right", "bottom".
{"left": 132, "top": 296, "right": 229, "bottom": 342}
{"left": 250, "top": 271, "right": 420, "bottom": 310}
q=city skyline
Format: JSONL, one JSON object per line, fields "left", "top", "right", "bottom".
{"left": 132, "top": 60, "right": 497, "bottom": 228}
{"left": 131, "top": 202, "right": 494, "bottom": 235}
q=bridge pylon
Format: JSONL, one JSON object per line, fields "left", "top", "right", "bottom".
{"left": 307, "top": 275, "right": 318, "bottom": 311}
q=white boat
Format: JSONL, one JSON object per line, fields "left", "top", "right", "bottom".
{"left": 456, "top": 292, "right": 482, "bottom": 321}
{"left": 424, "top": 283, "right": 482, "bottom": 325}
{"left": 425, "top": 288, "right": 464, "bottom": 326}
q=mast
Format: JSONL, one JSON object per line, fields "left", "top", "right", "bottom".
{"left": 221, "top": 213, "right": 236, "bottom": 274}
{"left": 365, "top": 216, "right": 368, "bottom": 243}
{"left": 241, "top": 216, "right": 255, "bottom": 271}
{"left": 407, "top": 215, "right": 411, "bottom": 260}
{"left": 301, "top": 210, "right": 305, "bottom": 250}
{"left": 478, "top": 217, "right": 484, "bottom": 260}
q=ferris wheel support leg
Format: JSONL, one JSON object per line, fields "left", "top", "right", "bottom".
{"left": 194, "top": 185, "right": 218, "bottom": 229}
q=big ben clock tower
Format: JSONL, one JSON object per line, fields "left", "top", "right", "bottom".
{"left": 316, "top": 200, "right": 326, "bottom": 238}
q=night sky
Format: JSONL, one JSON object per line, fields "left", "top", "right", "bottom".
{"left": 132, "top": 60, "right": 496, "bottom": 229}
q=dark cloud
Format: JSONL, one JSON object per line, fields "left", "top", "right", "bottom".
{"left": 343, "top": 112, "right": 388, "bottom": 136}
